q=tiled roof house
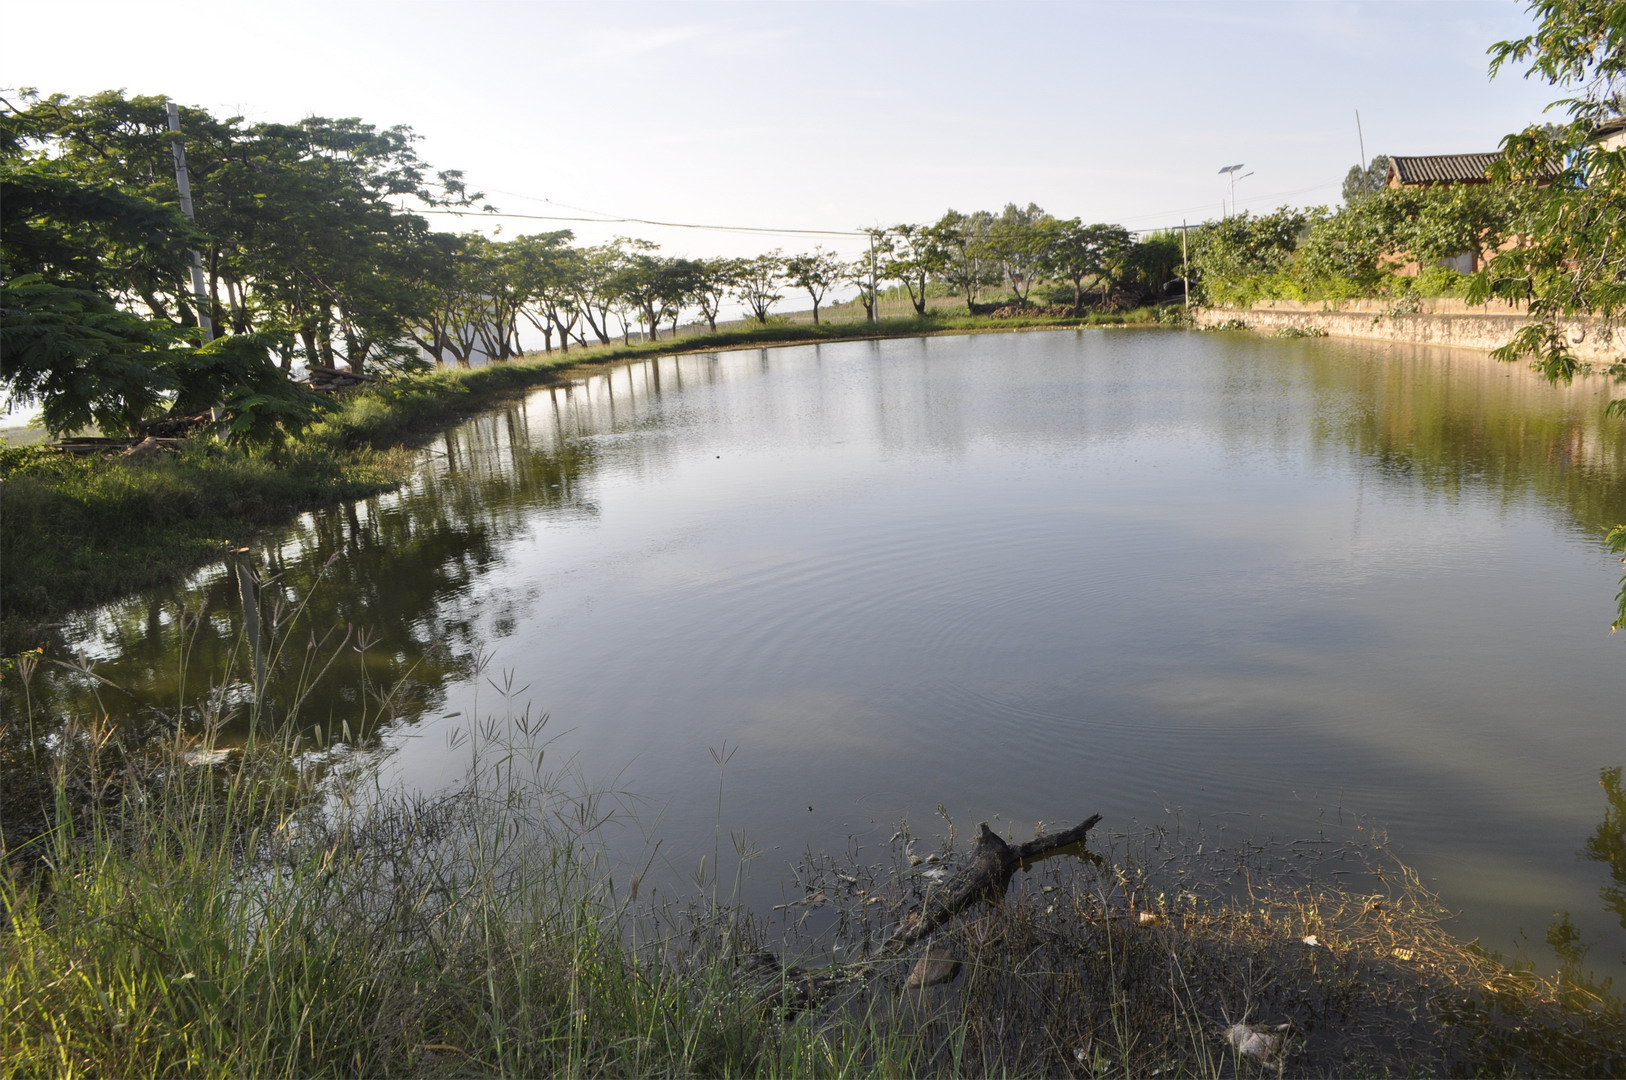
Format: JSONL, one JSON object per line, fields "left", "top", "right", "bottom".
{"left": 1386, "top": 154, "right": 1500, "bottom": 187}
{"left": 1378, "top": 125, "right": 1617, "bottom": 273}
{"left": 1383, "top": 152, "right": 1505, "bottom": 272}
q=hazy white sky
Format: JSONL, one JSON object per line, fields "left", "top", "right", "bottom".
{"left": 3, "top": 0, "right": 1562, "bottom": 262}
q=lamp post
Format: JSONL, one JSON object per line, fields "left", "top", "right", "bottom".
{"left": 1217, "top": 163, "right": 1253, "bottom": 217}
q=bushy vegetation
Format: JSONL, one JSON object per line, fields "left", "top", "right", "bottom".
{"left": 1182, "top": 185, "right": 1535, "bottom": 308}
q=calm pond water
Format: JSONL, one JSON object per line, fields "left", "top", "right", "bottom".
{"left": 47, "top": 328, "right": 1626, "bottom": 973}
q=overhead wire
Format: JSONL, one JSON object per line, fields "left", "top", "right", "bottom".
{"left": 421, "top": 178, "right": 1347, "bottom": 242}
{"left": 418, "top": 207, "right": 865, "bottom": 238}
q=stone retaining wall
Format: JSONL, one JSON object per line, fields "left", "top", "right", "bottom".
{"left": 1193, "top": 298, "right": 1625, "bottom": 363}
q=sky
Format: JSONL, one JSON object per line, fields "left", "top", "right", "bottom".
{"left": 2, "top": 0, "right": 1564, "bottom": 265}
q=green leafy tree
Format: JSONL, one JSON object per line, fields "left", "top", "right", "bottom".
{"left": 1187, "top": 208, "right": 1317, "bottom": 305}
{"left": 404, "top": 232, "right": 481, "bottom": 367}
{"left": 506, "top": 231, "right": 581, "bottom": 354}
{"left": 845, "top": 253, "right": 880, "bottom": 322}
{"left": 0, "top": 145, "right": 198, "bottom": 432}
{"left": 733, "top": 251, "right": 785, "bottom": 324}
{"left": 1473, "top": 0, "right": 1626, "bottom": 385}
{"left": 613, "top": 251, "right": 702, "bottom": 341}
{"left": 986, "top": 202, "right": 1055, "bottom": 304}
{"left": 932, "top": 209, "right": 999, "bottom": 313}
{"left": 168, "top": 334, "right": 330, "bottom": 447}
{"left": 1290, "top": 186, "right": 1529, "bottom": 298}
{"left": 454, "top": 234, "right": 528, "bottom": 362}
{"left": 1041, "top": 220, "right": 1131, "bottom": 314}
{"left": 8, "top": 92, "right": 476, "bottom": 373}
{"left": 691, "top": 257, "right": 741, "bottom": 332}
{"left": 0, "top": 90, "right": 477, "bottom": 438}
{"left": 782, "top": 248, "right": 844, "bottom": 324}
{"left": 0, "top": 274, "right": 183, "bottom": 434}
{"left": 571, "top": 239, "right": 637, "bottom": 346}
{"left": 1342, "top": 154, "right": 1392, "bottom": 204}
{"left": 1119, "top": 231, "right": 1186, "bottom": 302}
{"left": 877, "top": 224, "right": 944, "bottom": 316}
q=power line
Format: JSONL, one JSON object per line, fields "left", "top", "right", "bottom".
{"left": 418, "top": 207, "right": 864, "bottom": 238}
{"left": 1116, "top": 182, "right": 1340, "bottom": 227}
{"left": 422, "top": 177, "right": 1345, "bottom": 244}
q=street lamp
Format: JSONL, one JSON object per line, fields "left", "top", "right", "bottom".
{"left": 1217, "top": 163, "right": 1253, "bottom": 217}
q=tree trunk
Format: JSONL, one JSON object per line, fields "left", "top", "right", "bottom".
{"left": 206, "top": 248, "right": 224, "bottom": 332}
{"left": 227, "top": 278, "right": 250, "bottom": 335}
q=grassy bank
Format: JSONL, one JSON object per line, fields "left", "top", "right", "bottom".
{"left": 2, "top": 703, "right": 1619, "bottom": 1079}
{"left": 0, "top": 311, "right": 1159, "bottom": 652}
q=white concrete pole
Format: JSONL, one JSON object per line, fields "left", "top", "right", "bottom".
{"left": 166, "top": 102, "right": 214, "bottom": 339}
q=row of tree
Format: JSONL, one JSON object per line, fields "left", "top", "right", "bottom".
{"left": 1, "top": 90, "right": 1191, "bottom": 442}
{"left": 866, "top": 207, "right": 1183, "bottom": 316}
{"left": 422, "top": 210, "right": 1186, "bottom": 367}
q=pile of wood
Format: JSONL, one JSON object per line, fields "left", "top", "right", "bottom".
{"left": 136, "top": 412, "right": 212, "bottom": 439}
{"left": 985, "top": 303, "right": 1078, "bottom": 319}
{"left": 303, "top": 365, "right": 376, "bottom": 393}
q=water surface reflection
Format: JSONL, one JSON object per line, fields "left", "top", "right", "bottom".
{"left": 40, "top": 329, "right": 1626, "bottom": 973}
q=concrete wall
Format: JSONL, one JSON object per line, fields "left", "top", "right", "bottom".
{"left": 1192, "top": 298, "right": 1626, "bottom": 363}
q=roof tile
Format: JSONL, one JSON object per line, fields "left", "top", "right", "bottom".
{"left": 1389, "top": 154, "right": 1501, "bottom": 184}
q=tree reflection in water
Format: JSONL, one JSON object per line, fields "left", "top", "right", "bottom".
{"left": 6, "top": 395, "right": 602, "bottom": 753}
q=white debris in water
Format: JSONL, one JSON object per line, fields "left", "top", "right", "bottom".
{"left": 1224, "top": 1023, "right": 1291, "bottom": 1066}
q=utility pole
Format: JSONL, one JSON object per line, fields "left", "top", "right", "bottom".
{"left": 166, "top": 101, "right": 214, "bottom": 340}
{"left": 867, "top": 231, "right": 880, "bottom": 323}
{"left": 1181, "top": 219, "right": 1190, "bottom": 309}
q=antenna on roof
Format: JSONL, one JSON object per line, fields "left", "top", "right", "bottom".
{"left": 1357, "top": 109, "right": 1367, "bottom": 167}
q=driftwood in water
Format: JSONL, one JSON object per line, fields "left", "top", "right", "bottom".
{"left": 881, "top": 815, "right": 1103, "bottom": 956}
{"left": 755, "top": 814, "right": 1103, "bottom": 1010}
